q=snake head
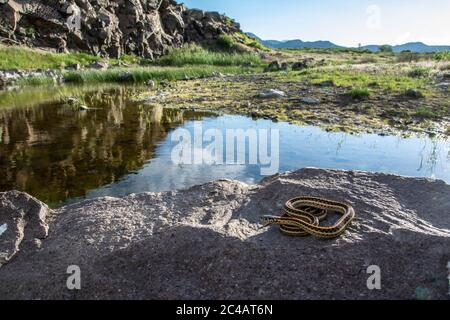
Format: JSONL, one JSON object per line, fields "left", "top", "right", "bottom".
{"left": 260, "top": 215, "right": 280, "bottom": 228}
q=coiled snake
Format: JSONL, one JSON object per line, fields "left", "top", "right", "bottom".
{"left": 261, "top": 196, "right": 355, "bottom": 238}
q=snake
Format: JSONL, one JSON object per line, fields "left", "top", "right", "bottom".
{"left": 261, "top": 196, "right": 355, "bottom": 238}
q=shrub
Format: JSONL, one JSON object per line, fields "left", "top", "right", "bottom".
{"left": 415, "top": 106, "right": 436, "bottom": 119}
{"left": 154, "top": 44, "right": 261, "bottom": 67}
{"left": 407, "top": 67, "right": 431, "bottom": 78}
{"left": 435, "top": 51, "right": 450, "bottom": 61}
{"left": 348, "top": 87, "right": 371, "bottom": 99}
{"left": 217, "top": 34, "right": 236, "bottom": 50}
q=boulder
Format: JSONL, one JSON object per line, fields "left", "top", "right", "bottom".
{"left": 405, "top": 88, "right": 425, "bottom": 99}
{"left": 88, "top": 61, "right": 109, "bottom": 70}
{"left": 301, "top": 97, "right": 321, "bottom": 105}
{"left": 264, "top": 61, "right": 282, "bottom": 72}
{"left": 258, "top": 89, "right": 287, "bottom": 99}
{"left": 292, "top": 58, "right": 314, "bottom": 70}
{"left": 0, "top": 169, "right": 449, "bottom": 299}
{"left": 0, "top": 191, "right": 50, "bottom": 267}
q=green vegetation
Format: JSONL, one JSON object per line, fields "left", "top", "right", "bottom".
{"left": 216, "top": 34, "right": 236, "bottom": 50}
{"left": 348, "top": 87, "right": 371, "bottom": 99}
{"left": 379, "top": 45, "right": 394, "bottom": 53}
{"left": 235, "top": 33, "right": 270, "bottom": 51}
{"left": 18, "top": 65, "right": 259, "bottom": 86}
{"left": 434, "top": 51, "right": 450, "bottom": 61}
{"left": 154, "top": 45, "right": 262, "bottom": 67}
{"left": 415, "top": 106, "right": 437, "bottom": 119}
{"left": 0, "top": 44, "right": 102, "bottom": 70}
{"left": 407, "top": 67, "right": 431, "bottom": 78}
{"left": 285, "top": 68, "right": 428, "bottom": 93}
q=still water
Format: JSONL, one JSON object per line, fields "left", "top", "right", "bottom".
{"left": 0, "top": 86, "right": 449, "bottom": 206}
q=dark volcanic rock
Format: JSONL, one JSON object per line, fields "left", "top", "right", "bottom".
{"left": 0, "top": 168, "right": 449, "bottom": 299}
{"left": 0, "top": 0, "right": 241, "bottom": 59}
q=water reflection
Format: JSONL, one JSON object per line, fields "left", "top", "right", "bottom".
{"left": 0, "top": 87, "right": 214, "bottom": 206}
{"left": 0, "top": 87, "right": 449, "bottom": 207}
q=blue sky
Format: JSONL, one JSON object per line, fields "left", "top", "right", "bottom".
{"left": 182, "top": 0, "right": 450, "bottom": 46}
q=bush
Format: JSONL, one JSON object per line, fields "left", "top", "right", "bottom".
{"left": 435, "top": 51, "right": 450, "bottom": 61}
{"left": 154, "top": 44, "right": 261, "bottom": 67}
{"left": 348, "top": 87, "right": 371, "bottom": 99}
{"left": 217, "top": 34, "right": 236, "bottom": 50}
{"left": 415, "top": 106, "right": 436, "bottom": 119}
{"left": 407, "top": 67, "right": 431, "bottom": 78}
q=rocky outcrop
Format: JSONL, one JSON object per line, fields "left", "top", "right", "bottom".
{"left": 0, "top": 0, "right": 241, "bottom": 59}
{"left": 0, "top": 191, "right": 50, "bottom": 267}
{"left": 0, "top": 168, "right": 449, "bottom": 299}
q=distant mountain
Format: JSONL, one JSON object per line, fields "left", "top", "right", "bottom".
{"left": 246, "top": 33, "right": 450, "bottom": 53}
{"left": 361, "top": 42, "right": 450, "bottom": 53}
{"left": 245, "top": 33, "right": 342, "bottom": 49}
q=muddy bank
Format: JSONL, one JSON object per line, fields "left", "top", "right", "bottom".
{"left": 0, "top": 168, "right": 449, "bottom": 299}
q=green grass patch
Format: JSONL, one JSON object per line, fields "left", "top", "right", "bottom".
{"left": 415, "top": 106, "right": 437, "bottom": 119}
{"left": 154, "top": 45, "right": 262, "bottom": 67}
{"left": 19, "top": 65, "right": 258, "bottom": 85}
{"left": 217, "top": 34, "right": 236, "bottom": 50}
{"left": 434, "top": 51, "right": 450, "bottom": 61}
{"left": 0, "top": 44, "right": 103, "bottom": 70}
{"left": 287, "top": 68, "right": 429, "bottom": 92}
{"left": 348, "top": 87, "right": 371, "bottom": 99}
{"left": 407, "top": 67, "right": 431, "bottom": 78}
{"left": 234, "top": 33, "right": 270, "bottom": 52}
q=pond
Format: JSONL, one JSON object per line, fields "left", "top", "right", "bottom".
{"left": 0, "top": 86, "right": 449, "bottom": 206}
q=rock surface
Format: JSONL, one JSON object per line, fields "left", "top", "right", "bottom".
{"left": 0, "top": 191, "right": 50, "bottom": 267}
{"left": 0, "top": 0, "right": 240, "bottom": 58}
{"left": 0, "top": 168, "right": 449, "bottom": 299}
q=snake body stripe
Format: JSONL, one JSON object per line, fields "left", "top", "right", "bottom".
{"left": 261, "top": 196, "right": 355, "bottom": 238}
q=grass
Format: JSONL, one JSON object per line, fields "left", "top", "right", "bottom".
{"left": 0, "top": 44, "right": 102, "bottom": 70}
{"left": 434, "top": 51, "right": 450, "bottom": 61}
{"left": 284, "top": 68, "right": 429, "bottom": 93}
{"left": 18, "top": 65, "right": 259, "bottom": 86}
{"left": 234, "top": 32, "right": 271, "bottom": 52}
{"left": 415, "top": 106, "right": 438, "bottom": 119}
{"left": 153, "top": 45, "right": 262, "bottom": 67}
{"left": 348, "top": 87, "right": 371, "bottom": 99}
{"left": 217, "top": 34, "right": 236, "bottom": 50}
{"left": 407, "top": 67, "right": 431, "bottom": 78}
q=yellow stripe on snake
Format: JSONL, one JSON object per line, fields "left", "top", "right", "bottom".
{"left": 261, "top": 196, "right": 355, "bottom": 238}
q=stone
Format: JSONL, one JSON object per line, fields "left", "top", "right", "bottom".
{"left": 435, "top": 82, "right": 450, "bottom": 91}
{"left": 292, "top": 58, "right": 314, "bottom": 70}
{"left": 88, "top": 61, "right": 109, "bottom": 70}
{"left": 405, "top": 88, "right": 425, "bottom": 99}
{"left": 66, "top": 63, "right": 81, "bottom": 71}
{"left": 301, "top": 97, "right": 321, "bottom": 105}
{"left": 146, "top": 80, "right": 156, "bottom": 88}
{"left": 264, "top": 61, "right": 282, "bottom": 72}
{"left": 258, "top": 89, "right": 286, "bottom": 99}
{"left": 0, "top": 169, "right": 449, "bottom": 299}
{"left": 0, "top": 191, "right": 50, "bottom": 267}
{"left": 319, "top": 80, "right": 335, "bottom": 87}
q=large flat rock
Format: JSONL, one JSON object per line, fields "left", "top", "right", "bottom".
{"left": 0, "top": 168, "right": 449, "bottom": 299}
